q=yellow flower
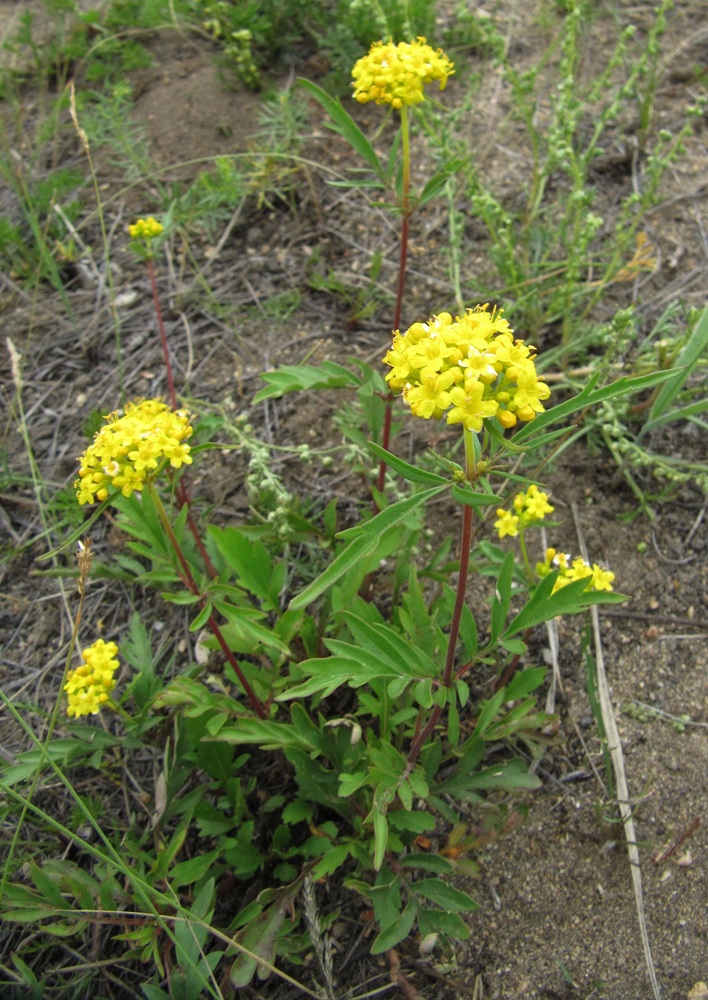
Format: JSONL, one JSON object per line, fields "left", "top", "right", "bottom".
{"left": 75, "top": 399, "right": 193, "bottom": 505}
{"left": 590, "top": 564, "right": 616, "bottom": 591}
{"left": 128, "top": 216, "right": 164, "bottom": 240}
{"left": 496, "top": 485, "right": 553, "bottom": 540}
{"left": 65, "top": 639, "right": 120, "bottom": 718}
{"left": 383, "top": 305, "right": 550, "bottom": 430}
{"left": 494, "top": 509, "right": 520, "bottom": 538}
{"left": 535, "top": 547, "right": 614, "bottom": 594}
{"left": 352, "top": 37, "right": 454, "bottom": 109}
{"left": 512, "top": 484, "right": 554, "bottom": 522}
{"left": 447, "top": 381, "right": 499, "bottom": 431}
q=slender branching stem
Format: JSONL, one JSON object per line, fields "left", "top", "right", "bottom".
{"left": 146, "top": 255, "right": 218, "bottom": 579}
{"left": 146, "top": 256, "right": 177, "bottom": 410}
{"left": 376, "top": 106, "right": 411, "bottom": 498}
{"left": 147, "top": 481, "right": 266, "bottom": 719}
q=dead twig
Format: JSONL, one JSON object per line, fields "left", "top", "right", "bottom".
{"left": 572, "top": 504, "right": 662, "bottom": 1000}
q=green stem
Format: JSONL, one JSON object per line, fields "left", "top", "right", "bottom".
{"left": 147, "top": 481, "right": 266, "bottom": 718}
{"left": 518, "top": 526, "right": 533, "bottom": 581}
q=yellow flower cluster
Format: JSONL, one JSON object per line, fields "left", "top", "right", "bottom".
{"left": 128, "top": 216, "right": 164, "bottom": 240}
{"left": 494, "top": 485, "right": 554, "bottom": 539}
{"left": 383, "top": 305, "right": 551, "bottom": 432}
{"left": 64, "top": 639, "right": 119, "bottom": 718}
{"left": 352, "top": 37, "right": 454, "bottom": 109}
{"left": 75, "top": 399, "right": 193, "bottom": 505}
{"left": 537, "top": 548, "right": 615, "bottom": 594}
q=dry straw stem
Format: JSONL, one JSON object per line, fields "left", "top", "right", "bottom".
{"left": 572, "top": 504, "right": 661, "bottom": 1000}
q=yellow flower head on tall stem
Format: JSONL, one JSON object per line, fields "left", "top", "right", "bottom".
{"left": 352, "top": 37, "right": 454, "bottom": 109}
{"left": 128, "top": 216, "right": 164, "bottom": 241}
{"left": 64, "top": 639, "right": 120, "bottom": 718}
{"left": 383, "top": 305, "right": 551, "bottom": 432}
{"left": 75, "top": 398, "right": 193, "bottom": 505}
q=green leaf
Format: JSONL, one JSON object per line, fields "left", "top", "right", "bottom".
{"left": 448, "top": 698, "right": 460, "bottom": 748}
{"left": 289, "top": 535, "right": 374, "bottom": 610}
{"left": 189, "top": 599, "right": 213, "bottom": 631}
{"left": 388, "top": 810, "right": 435, "bottom": 834}
{"left": 463, "top": 757, "right": 541, "bottom": 791}
{"left": 490, "top": 550, "right": 514, "bottom": 641}
{"left": 412, "top": 879, "right": 477, "bottom": 912}
{"left": 291, "top": 486, "right": 445, "bottom": 609}
{"left": 505, "top": 666, "right": 547, "bottom": 700}
{"left": 499, "top": 637, "right": 527, "bottom": 655}
{"left": 368, "top": 442, "right": 449, "bottom": 485}
{"left": 170, "top": 851, "right": 220, "bottom": 888}
{"left": 472, "top": 691, "right": 506, "bottom": 740}
{"left": 205, "top": 719, "right": 317, "bottom": 753}
{"left": 372, "top": 810, "right": 388, "bottom": 871}
{"left": 370, "top": 900, "right": 417, "bottom": 954}
{"left": 400, "top": 853, "right": 454, "bottom": 875}
{"left": 212, "top": 603, "right": 291, "bottom": 656}
{"left": 450, "top": 483, "right": 501, "bottom": 508}
{"left": 298, "top": 79, "right": 385, "bottom": 179}
{"left": 311, "top": 843, "right": 351, "bottom": 878}
{"left": 229, "top": 874, "right": 308, "bottom": 986}
{"left": 641, "top": 396, "right": 708, "bottom": 431}
{"left": 415, "top": 162, "right": 465, "bottom": 208}
{"left": 417, "top": 906, "right": 471, "bottom": 939}
{"left": 253, "top": 360, "right": 359, "bottom": 403}
{"left": 209, "top": 527, "right": 284, "bottom": 608}
{"left": 503, "top": 574, "right": 625, "bottom": 637}
{"left": 337, "top": 485, "right": 447, "bottom": 541}
{"left": 514, "top": 367, "right": 683, "bottom": 444}
{"left": 339, "top": 771, "right": 369, "bottom": 797}
{"left": 645, "top": 304, "right": 708, "bottom": 429}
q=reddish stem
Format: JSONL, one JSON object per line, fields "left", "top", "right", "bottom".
{"left": 149, "top": 483, "right": 266, "bottom": 719}
{"left": 404, "top": 430, "right": 477, "bottom": 773}
{"left": 376, "top": 211, "right": 410, "bottom": 498}
{"left": 405, "top": 502, "right": 473, "bottom": 770}
{"left": 147, "top": 257, "right": 177, "bottom": 410}
{"left": 146, "top": 256, "right": 218, "bottom": 580}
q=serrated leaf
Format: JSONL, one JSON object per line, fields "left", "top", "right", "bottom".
{"left": 170, "top": 851, "right": 220, "bottom": 889}
{"left": 311, "top": 843, "right": 350, "bottom": 878}
{"left": 388, "top": 810, "right": 435, "bottom": 834}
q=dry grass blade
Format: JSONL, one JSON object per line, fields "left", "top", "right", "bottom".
{"left": 572, "top": 504, "right": 662, "bottom": 1000}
